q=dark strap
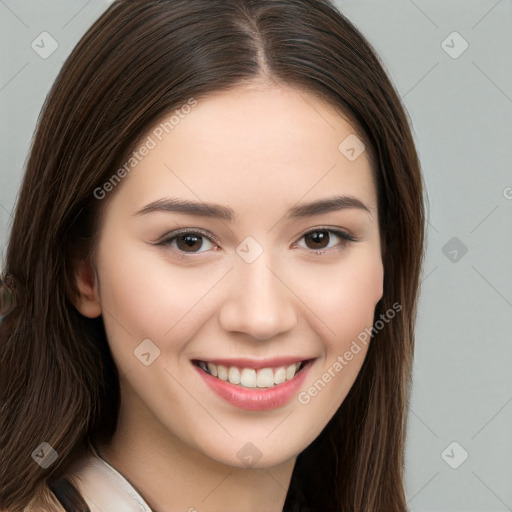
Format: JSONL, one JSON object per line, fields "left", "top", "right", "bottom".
{"left": 48, "top": 477, "right": 91, "bottom": 512}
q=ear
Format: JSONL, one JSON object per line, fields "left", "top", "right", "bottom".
{"left": 74, "top": 258, "right": 102, "bottom": 318}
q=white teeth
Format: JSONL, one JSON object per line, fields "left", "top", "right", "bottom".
{"left": 198, "top": 360, "right": 304, "bottom": 388}
{"left": 274, "top": 367, "right": 286, "bottom": 384}
{"left": 217, "top": 365, "right": 228, "bottom": 381}
{"left": 286, "top": 363, "right": 298, "bottom": 380}
{"left": 256, "top": 368, "right": 275, "bottom": 388}
{"left": 207, "top": 362, "right": 218, "bottom": 377}
{"left": 228, "top": 366, "right": 241, "bottom": 384}
{"left": 240, "top": 368, "right": 257, "bottom": 388}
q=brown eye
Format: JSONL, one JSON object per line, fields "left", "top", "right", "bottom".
{"left": 303, "top": 230, "right": 331, "bottom": 250}
{"left": 298, "top": 228, "right": 356, "bottom": 254}
{"left": 158, "top": 230, "right": 216, "bottom": 255}
{"left": 176, "top": 234, "right": 204, "bottom": 252}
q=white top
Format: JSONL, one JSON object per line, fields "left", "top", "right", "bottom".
{"left": 67, "top": 445, "right": 153, "bottom": 512}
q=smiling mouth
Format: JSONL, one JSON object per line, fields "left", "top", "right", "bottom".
{"left": 192, "top": 360, "right": 309, "bottom": 389}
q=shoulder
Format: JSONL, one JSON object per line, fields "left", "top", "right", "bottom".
{"left": 62, "top": 449, "right": 152, "bottom": 512}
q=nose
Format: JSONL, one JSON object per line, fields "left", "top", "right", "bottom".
{"left": 218, "top": 253, "right": 298, "bottom": 341}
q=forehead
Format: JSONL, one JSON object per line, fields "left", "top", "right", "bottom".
{"left": 108, "top": 84, "right": 377, "bottom": 221}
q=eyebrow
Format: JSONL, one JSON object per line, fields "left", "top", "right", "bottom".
{"left": 133, "top": 195, "right": 372, "bottom": 221}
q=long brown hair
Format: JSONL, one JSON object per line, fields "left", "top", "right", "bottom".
{"left": 0, "top": 1, "right": 425, "bottom": 510}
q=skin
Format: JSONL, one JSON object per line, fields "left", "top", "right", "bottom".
{"left": 75, "top": 82, "right": 383, "bottom": 512}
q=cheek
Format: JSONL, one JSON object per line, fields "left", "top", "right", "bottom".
{"left": 294, "top": 250, "right": 383, "bottom": 345}
{"left": 294, "top": 253, "right": 383, "bottom": 422}
{"left": 95, "top": 237, "right": 226, "bottom": 366}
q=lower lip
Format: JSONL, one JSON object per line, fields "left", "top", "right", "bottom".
{"left": 194, "top": 361, "right": 313, "bottom": 411}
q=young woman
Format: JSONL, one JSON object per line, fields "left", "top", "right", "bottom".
{"left": 0, "top": 0, "right": 425, "bottom": 510}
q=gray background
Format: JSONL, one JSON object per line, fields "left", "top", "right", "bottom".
{"left": 1, "top": 1, "right": 511, "bottom": 511}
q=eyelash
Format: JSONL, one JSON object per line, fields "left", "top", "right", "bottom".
{"left": 156, "top": 227, "right": 357, "bottom": 259}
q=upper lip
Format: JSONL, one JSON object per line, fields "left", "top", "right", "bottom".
{"left": 193, "top": 357, "right": 315, "bottom": 369}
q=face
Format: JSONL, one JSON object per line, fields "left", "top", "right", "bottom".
{"left": 78, "top": 83, "right": 383, "bottom": 469}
